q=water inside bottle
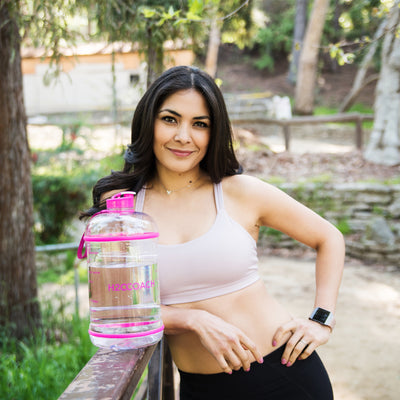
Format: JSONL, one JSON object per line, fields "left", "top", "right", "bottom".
{"left": 87, "top": 240, "right": 163, "bottom": 349}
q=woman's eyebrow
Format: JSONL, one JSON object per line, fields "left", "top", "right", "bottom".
{"left": 158, "top": 108, "right": 181, "bottom": 117}
{"left": 158, "top": 108, "right": 210, "bottom": 120}
{"left": 193, "top": 115, "right": 211, "bottom": 121}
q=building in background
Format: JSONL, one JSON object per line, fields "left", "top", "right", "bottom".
{"left": 21, "top": 42, "right": 194, "bottom": 116}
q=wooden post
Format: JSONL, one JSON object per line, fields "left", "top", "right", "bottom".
{"left": 147, "top": 338, "right": 175, "bottom": 400}
{"left": 283, "top": 123, "right": 291, "bottom": 151}
{"left": 148, "top": 340, "right": 163, "bottom": 400}
{"left": 162, "top": 342, "right": 175, "bottom": 400}
{"left": 355, "top": 117, "right": 363, "bottom": 150}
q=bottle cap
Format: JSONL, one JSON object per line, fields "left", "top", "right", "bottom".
{"left": 106, "top": 191, "right": 136, "bottom": 211}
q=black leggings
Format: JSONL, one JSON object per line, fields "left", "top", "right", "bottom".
{"left": 179, "top": 345, "right": 333, "bottom": 400}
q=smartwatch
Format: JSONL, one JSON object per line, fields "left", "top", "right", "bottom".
{"left": 309, "top": 307, "right": 335, "bottom": 330}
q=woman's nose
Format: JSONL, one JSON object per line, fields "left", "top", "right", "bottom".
{"left": 174, "top": 123, "right": 191, "bottom": 143}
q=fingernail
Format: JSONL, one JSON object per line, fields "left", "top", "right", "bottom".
{"left": 258, "top": 358, "right": 264, "bottom": 364}
{"left": 272, "top": 340, "right": 277, "bottom": 346}
{"left": 228, "top": 371, "right": 232, "bottom": 375}
{"left": 245, "top": 368, "right": 250, "bottom": 372}
{"left": 281, "top": 358, "right": 287, "bottom": 365}
{"left": 286, "top": 361, "right": 292, "bottom": 367}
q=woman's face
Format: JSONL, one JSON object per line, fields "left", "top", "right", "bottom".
{"left": 153, "top": 89, "right": 211, "bottom": 175}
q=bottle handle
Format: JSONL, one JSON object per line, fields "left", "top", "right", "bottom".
{"left": 77, "top": 234, "right": 87, "bottom": 259}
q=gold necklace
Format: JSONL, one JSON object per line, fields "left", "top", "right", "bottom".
{"left": 159, "top": 176, "right": 201, "bottom": 195}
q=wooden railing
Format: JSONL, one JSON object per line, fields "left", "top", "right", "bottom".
{"left": 231, "top": 112, "right": 374, "bottom": 151}
{"left": 58, "top": 339, "right": 175, "bottom": 400}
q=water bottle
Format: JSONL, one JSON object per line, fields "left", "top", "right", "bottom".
{"left": 78, "top": 191, "right": 164, "bottom": 350}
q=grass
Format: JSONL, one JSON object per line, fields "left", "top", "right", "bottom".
{"left": 314, "top": 103, "right": 373, "bottom": 115}
{"left": 37, "top": 261, "right": 88, "bottom": 285}
{"left": 0, "top": 307, "right": 96, "bottom": 400}
{"left": 314, "top": 103, "right": 374, "bottom": 129}
{"left": 36, "top": 249, "right": 88, "bottom": 285}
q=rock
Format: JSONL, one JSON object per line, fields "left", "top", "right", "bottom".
{"left": 388, "top": 198, "right": 400, "bottom": 218}
{"left": 364, "top": 217, "right": 395, "bottom": 246}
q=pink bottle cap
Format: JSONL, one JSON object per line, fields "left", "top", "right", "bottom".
{"left": 106, "top": 191, "right": 136, "bottom": 211}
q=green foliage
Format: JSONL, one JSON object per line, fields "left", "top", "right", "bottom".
{"left": 248, "top": 0, "right": 390, "bottom": 73}
{"left": 0, "top": 300, "right": 96, "bottom": 400}
{"left": 335, "top": 219, "right": 352, "bottom": 235}
{"left": 31, "top": 136, "right": 124, "bottom": 245}
{"left": 220, "top": 0, "right": 254, "bottom": 49}
{"left": 323, "top": 0, "right": 386, "bottom": 68}
{"left": 258, "top": 226, "right": 283, "bottom": 243}
{"left": 91, "top": 0, "right": 194, "bottom": 81}
{"left": 32, "top": 174, "right": 88, "bottom": 244}
{"left": 36, "top": 251, "right": 88, "bottom": 285}
{"left": 252, "top": 1, "right": 294, "bottom": 71}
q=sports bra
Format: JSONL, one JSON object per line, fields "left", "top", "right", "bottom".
{"left": 135, "top": 183, "right": 260, "bottom": 305}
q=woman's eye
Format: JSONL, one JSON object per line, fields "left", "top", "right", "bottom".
{"left": 194, "top": 121, "right": 209, "bottom": 128}
{"left": 162, "top": 116, "right": 176, "bottom": 123}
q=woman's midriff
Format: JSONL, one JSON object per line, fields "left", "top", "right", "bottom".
{"left": 165, "top": 279, "right": 293, "bottom": 374}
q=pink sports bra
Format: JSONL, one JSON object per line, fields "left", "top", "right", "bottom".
{"left": 135, "top": 183, "right": 260, "bottom": 305}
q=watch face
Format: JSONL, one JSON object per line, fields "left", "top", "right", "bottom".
{"left": 313, "top": 308, "right": 330, "bottom": 323}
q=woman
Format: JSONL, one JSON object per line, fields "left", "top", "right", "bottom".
{"left": 83, "top": 66, "right": 345, "bottom": 399}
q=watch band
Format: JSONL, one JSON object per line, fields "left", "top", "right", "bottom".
{"left": 309, "top": 307, "right": 336, "bottom": 330}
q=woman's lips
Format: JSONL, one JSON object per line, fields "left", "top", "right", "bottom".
{"left": 168, "top": 148, "right": 194, "bottom": 157}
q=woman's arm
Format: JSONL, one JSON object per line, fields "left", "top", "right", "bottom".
{"left": 230, "top": 175, "right": 345, "bottom": 366}
{"left": 161, "top": 305, "right": 263, "bottom": 374}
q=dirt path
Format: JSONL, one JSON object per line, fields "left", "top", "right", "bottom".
{"left": 259, "top": 256, "right": 400, "bottom": 400}
{"left": 40, "top": 255, "right": 400, "bottom": 400}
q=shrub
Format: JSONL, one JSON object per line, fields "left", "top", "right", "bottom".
{"left": 32, "top": 174, "right": 90, "bottom": 244}
{"left": 0, "top": 300, "right": 96, "bottom": 400}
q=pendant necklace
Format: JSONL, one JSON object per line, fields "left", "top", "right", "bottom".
{"left": 160, "top": 176, "right": 201, "bottom": 195}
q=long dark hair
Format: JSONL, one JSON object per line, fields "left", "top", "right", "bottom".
{"left": 81, "top": 66, "right": 241, "bottom": 218}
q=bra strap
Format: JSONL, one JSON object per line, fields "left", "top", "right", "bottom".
{"left": 214, "top": 183, "right": 224, "bottom": 212}
{"left": 135, "top": 188, "right": 145, "bottom": 212}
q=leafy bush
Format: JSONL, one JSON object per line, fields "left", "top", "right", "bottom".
{"left": 31, "top": 147, "right": 124, "bottom": 245}
{"left": 252, "top": 3, "right": 294, "bottom": 71}
{"left": 0, "top": 299, "right": 96, "bottom": 400}
{"left": 32, "top": 174, "right": 90, "bottom": 244}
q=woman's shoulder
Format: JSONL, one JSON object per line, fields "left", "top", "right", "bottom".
{"left": 220, "top": 174, "right": 281, "bottom": 207}
{"left": 221, "top": 174, "right": 275, "bottom": 194}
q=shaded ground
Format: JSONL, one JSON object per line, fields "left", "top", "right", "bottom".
{"left": 217, "top": 45, "right": 376, "bottom": 108}
{"left": 232, "top": 124, "right": 400, "bottom": 183}
{"left": 237, "top": 148, "right": 400, "bottom": 183}
{"left": 259, "top": 256, "right": 400, "bottom": 400}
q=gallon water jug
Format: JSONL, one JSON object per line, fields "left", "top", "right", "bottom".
{"left": 78, "top": 191, "right": 163, "bottom": 350}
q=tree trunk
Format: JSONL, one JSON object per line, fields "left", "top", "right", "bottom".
{"left": 287, "top": 0, "right": 309, "bottom": 85}
{"left": 146, "top": 26, "right": 164, "bottom": 88}
{"left": 0, "top": 4, "right": 40, "bottom": 339}
{"left": 339, "top": 18, "right": 387, "bottom": 112}
{"left": 364, "top": 1, "right": 400, "bottom": 166}
{"left": 294, "top": 0, "right": 330, "bottom": 114}
{"left": 205, "top": 18, "right": 221, "bottom": 78}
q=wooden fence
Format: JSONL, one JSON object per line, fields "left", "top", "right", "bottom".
{"left": 231, "top": 112, "right": 374, "bottom": 151}
{"left": 58, "top": 339, "right": 175, "bottom": 400}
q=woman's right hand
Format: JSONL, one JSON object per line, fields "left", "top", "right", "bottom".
{"left": 190, "top": 309, "right": 263, "bottom": 374}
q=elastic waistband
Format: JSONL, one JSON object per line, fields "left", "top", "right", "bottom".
{"left": 179, "top": 344, "right": 285, "bottom": 377}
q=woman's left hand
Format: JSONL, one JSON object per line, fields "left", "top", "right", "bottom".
{"left": 272, "top": 318, "right": 332, "bottom": 367}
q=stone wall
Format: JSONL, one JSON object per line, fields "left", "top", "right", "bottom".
{"left": 260, "top": 182, "right": 400, "bottom": 266}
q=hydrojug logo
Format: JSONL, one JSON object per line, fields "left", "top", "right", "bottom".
{"left": 108, "top": 281, "right": 155, "bottom": 291}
